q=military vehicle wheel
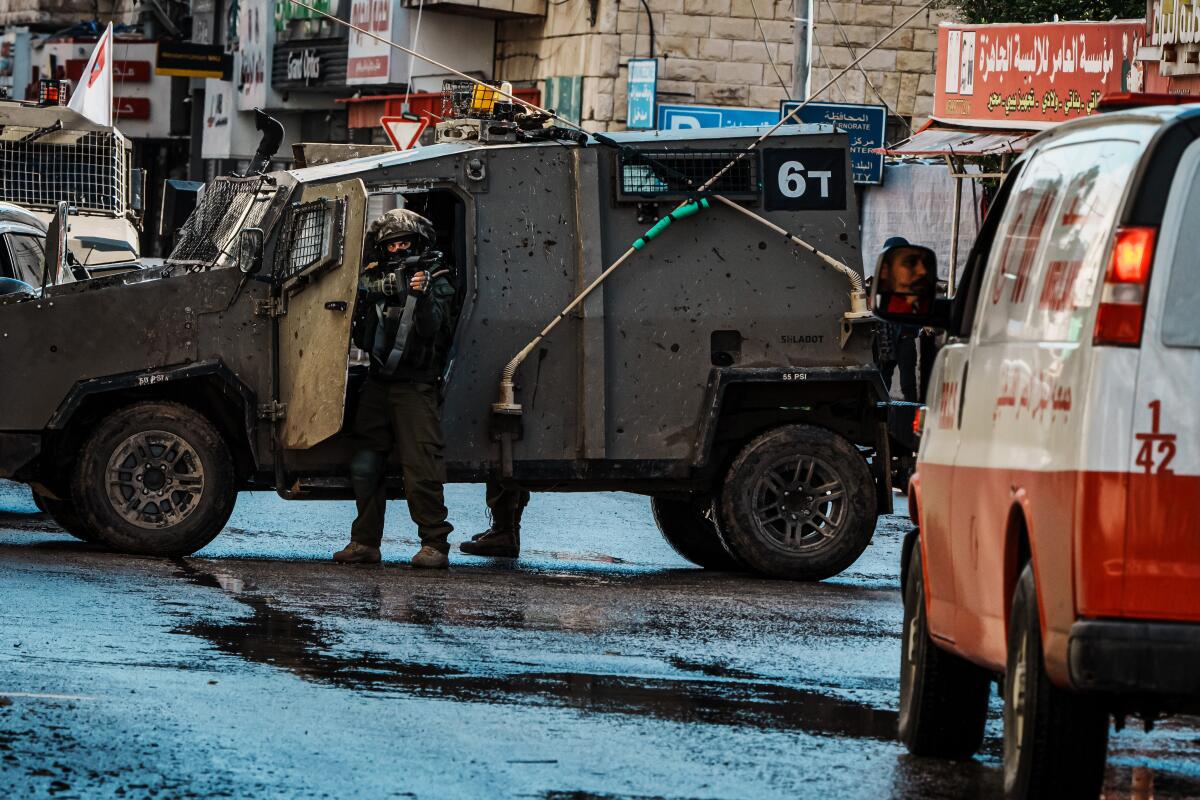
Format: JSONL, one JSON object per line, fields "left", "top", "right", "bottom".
{"left": 720, "top": 424, "right": 876, "bottom": 581}
{"left": 650, "top": 496, "right": 742, "bottom": 571}
{"left": 33, "top": 490, "right": 99, "bottom": 543}
{"left": 73, "top": 402, "right": 236, "bottom": 557}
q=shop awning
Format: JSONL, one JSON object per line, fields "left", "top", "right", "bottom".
{"left": 877, "top": 127, "right": 1034, "bottom": 157}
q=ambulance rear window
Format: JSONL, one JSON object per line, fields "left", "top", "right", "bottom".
{"left": 977, "top": 138, "right": 1140, "bottom": 344}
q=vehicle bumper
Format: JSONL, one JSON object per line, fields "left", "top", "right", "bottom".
{"left": 0, "top": 432, "right": 40, "bottom": 478}
{"left": 1069, "top": 619, "right": 1200, "bottom": 697}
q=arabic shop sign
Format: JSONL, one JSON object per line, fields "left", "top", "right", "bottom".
{"left": 780, "top": 100, "right": 886, "bottom": 185}
{"left": 934, "top": 21, "right": 1144, "bottom": 129}
{"left": 1152, "top": 0, "right": 1200, "bottom": 45}
{"left": 626, "top": 58, "right": 657, "bottom": 129}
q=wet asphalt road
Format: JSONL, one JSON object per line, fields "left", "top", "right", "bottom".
{"left": 2, "top": 481, "right": 1199, "bottom": 799}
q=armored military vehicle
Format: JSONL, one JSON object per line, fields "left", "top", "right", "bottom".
{"left": 0, "top": 105, "right": 901, "bottom": 581}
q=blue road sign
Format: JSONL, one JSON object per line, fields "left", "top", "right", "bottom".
{"left": 779, "top": 100, "right": 887, "bottom": 185}
{"left": 657, "top": 103, "right": 779, "bottom": 130}
{"left": 626, "top": 59, "right": 658, "bottom": 130}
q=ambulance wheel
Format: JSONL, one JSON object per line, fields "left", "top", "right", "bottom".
{"left": 1004, "top": 564, "right": 1109, "bottom": 799}
{"left": 33, "top": 489, "right": 99, "bottom": 544}
{"left": 720, "top": 424, "right": 876, "bottom": 581}
{"left": 73, "top": 402, "right": 236, "bottom": 557}
{"left": 651, "top": 496, "right": 742, "bottom": 571}
{"left": 899, "top": 547, "right": 990, "bottom": 759}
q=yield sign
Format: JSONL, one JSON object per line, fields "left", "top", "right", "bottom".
{"left": 380, "top": 114, "right": 429, "bottom": 150}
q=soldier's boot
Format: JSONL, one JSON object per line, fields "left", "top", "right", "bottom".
{"left": 459, "top": 524, "right": 520, "bottom": 558}
{"left": 333, "top": 542, "right": 382, "bottom": 564}
{"left": 411, "top": 545, "right": 449, "bottom": 570}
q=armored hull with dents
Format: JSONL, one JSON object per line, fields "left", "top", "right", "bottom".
{"left": 0, "top": 123, "right": 902, "bottom": 580}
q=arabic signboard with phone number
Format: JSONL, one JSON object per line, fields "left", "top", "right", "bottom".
{"left": 779, "top": 101, "right": 886, "bottom": 185}
{"left": 933, "top": 21, "right": 1144, "bottom": 130}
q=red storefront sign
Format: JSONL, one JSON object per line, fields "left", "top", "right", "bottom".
{"left": 66, "top": 59, "right": 152, "bottom": 83}
{"left": 113, "top": 97, "right": 151, "bottom": 120}
{"left": 934, "top": 21, "right": 1145, "bottom": 129}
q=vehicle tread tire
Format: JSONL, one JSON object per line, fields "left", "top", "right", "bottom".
{"left": 72, "top": 401, "right": 236, "bottom": 557}
{"left": 899, "top": 547, "right": 990, "bottom": 759}
{"left": 720, "top": 424, "right": 876, "bottom": 581}
{"left": 34, "top": 490, "right": 99, "bottom": 544}
{"left": 651, "top": 496, "right": 742, "bottom": 571}
{"left": 1003, "top": 563, "right": 1109, "bottom": 799}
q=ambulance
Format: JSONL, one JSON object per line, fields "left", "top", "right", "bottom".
{"left": 873, "top": 105, "right": 1200, "bottom": 798}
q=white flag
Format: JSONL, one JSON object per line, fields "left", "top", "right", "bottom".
{"left": 68, "top": 23, "right": 113, "bottom": 127}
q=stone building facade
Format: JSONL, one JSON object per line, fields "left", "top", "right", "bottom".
{"left": 494, "top": 0, "right": 956, "bottom": 132}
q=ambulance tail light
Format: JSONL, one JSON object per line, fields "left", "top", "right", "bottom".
{"left": 1094, "top": 226, "right": 1156, "bottom": 346}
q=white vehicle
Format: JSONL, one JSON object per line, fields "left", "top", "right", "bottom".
{"left": 0, "top": 98, "right": 141, "bottom": 266}
{"left": 874, "top": 105, "right": 1200, "bottom": 799}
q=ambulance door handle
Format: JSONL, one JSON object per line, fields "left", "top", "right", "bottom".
{"left": 325, "top": 301, "right": 348, "bottom": 312}
{"left": 957, "top": 361, "right": 969, "bottom": 429}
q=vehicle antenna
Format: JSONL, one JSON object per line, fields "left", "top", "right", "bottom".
{"left": 285, "top": 0, "right": 585, "bottom": 134}
{"left": 492, "top": 0, "right": 934, "bottom": 415}
{"left": 282, "top": 0, "right": 932, "bottom": 419}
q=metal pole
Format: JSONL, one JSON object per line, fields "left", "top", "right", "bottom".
{"left": 793, "top": 0, "right": 811, "bottom": 100}
{"left": 949, "top": 159, "right": 962, "bottom": 297}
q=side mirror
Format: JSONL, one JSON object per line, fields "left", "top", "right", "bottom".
{"left": 130, "top": 168, "right": 145, "bottom": 212}
{"left": 41, "top": 200, "right": 69, "bottom": 289}
{"left": 237, "top": 228, "right": 265, "bottom": 275}
{"left": 872, "top": 244, "right": 944, "bottom": 325}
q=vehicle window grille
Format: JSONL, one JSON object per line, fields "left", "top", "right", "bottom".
{"left": 618, "top": 149, "right": 759, "bottom": 199}
{"left": 284, "top": 203, "right": 328, "bottom": 278}
{"left": 166, "top": 177, "right": 281, "bottom": 272}
{"left": 275, "top": 198, "right": 343, "bottom": 282}
{"left": 0, "top": 126, "right": 127, "bottom": 214}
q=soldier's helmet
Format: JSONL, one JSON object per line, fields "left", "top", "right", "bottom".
{"left": 369, "top": 208, "right": 436, "bottom": 249}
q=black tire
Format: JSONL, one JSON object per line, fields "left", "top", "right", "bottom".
{"left": 72, "top": 402, "right": 237, "bottom": 557}
{"left": 1004, "top": 564, "right": 1109, "bottom": 799}
{"left": 719, "top": 424, "right": 877, "bottom": 580}
{"left": 651, "top": 496, "right": 742, "bottom": 571}
{"left": 899, "top": 547, "right": 990, "bottom": 759}
{"left": 33, "top": 490, "right": 99, "bottom": 543}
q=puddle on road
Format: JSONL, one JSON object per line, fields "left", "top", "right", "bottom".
{"left": 171, "top": 561, "right": 898, "bottom": 742}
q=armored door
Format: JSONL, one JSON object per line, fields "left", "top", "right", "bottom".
{"left": 275, "top": 178, "right": 368, "bottom": 449}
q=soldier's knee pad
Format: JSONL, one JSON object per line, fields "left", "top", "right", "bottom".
{"left": 350, "top": 450, "right": 386, "bottom": 494}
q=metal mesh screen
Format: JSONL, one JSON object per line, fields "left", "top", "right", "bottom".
{"left": 275, "top": 199, "right": 336, "bottom": 281}
{"left": 0, "top": 127, "right": 127, "bottom": 213}
{"left": 166, "top": 177, "right": 281, "bottom": 271}
{"left": 618, "top": 149, "right": 759, "bottom": 199}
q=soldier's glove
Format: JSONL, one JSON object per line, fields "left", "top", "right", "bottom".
{"left": 362, "top": 269, "right": 405, "bottom": 297}
{"left": 409, "top": 269, "right": 432, "bottom": 296}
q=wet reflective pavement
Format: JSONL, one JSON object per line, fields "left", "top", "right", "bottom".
{"left": 2, "top": 481, "right": 1198, "bottom": 799}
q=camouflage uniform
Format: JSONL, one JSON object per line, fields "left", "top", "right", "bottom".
{"left": 344, "top": 209, "right": 457, "bottom": 560}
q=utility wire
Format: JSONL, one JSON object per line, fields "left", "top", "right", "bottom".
{"left": 749, "top": 0, "right": 790, "bottom": 100}
{"left": 403, "top": 0, "right": 425, "bottom": 109}
{"left": 821, "top": 0, "right": 913, "bottom": 137}
{"left": 282, "top": 0, "right": 935, "bottom": 409}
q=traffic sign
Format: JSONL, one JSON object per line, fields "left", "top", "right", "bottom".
{"left": 380, "top": 114, "right": 429, "bottom": 150}
{"left": 657, "top": 103, "right": 778, "bottom": 130}
{"left": 779, "top": 101, "right": 887, "bottom": 185}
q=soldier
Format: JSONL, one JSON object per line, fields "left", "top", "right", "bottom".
{"left": 459, "top": 482, "right": 528, "bottom": 558}
{"left": 333, "top": 209, "right": 457, "bottom": 569}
